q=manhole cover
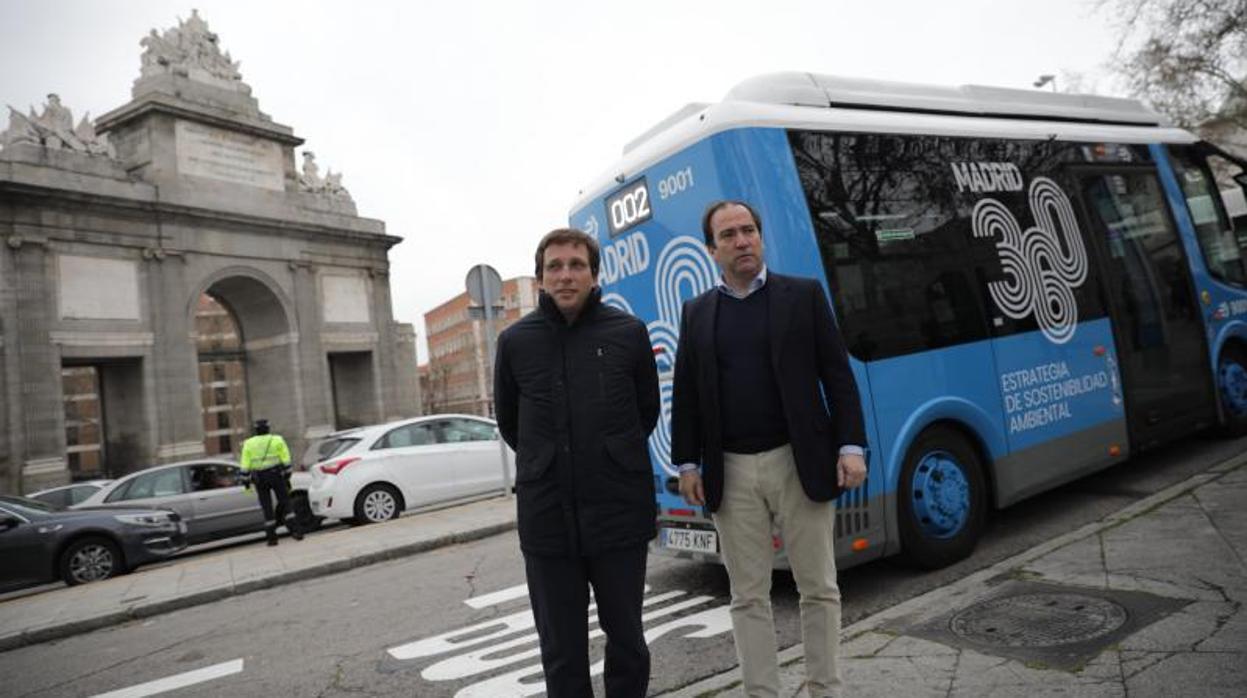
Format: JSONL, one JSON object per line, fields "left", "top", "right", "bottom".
{"left": 891, "top": 580, "right": 1193, "bottom": 671}
{"left": 950, "top": 592, "right": 1128, "bottom": 647}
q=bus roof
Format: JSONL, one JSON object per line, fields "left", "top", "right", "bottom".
{"left": 572, "top": 72, "right": 1196, "bottom": 212}
{"left": 725, "top": 72, "right": 1168, "bottom": 129}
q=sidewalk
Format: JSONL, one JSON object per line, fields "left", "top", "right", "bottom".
{"left": 664, "top": 453, "right": 1247, "bottom": 697}
{"left": 0, "top": 495, "right": 517, "bottom": 652}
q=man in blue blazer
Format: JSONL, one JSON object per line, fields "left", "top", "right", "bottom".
{"left": 671, "top": 200, "right": 867, "bottom": 697}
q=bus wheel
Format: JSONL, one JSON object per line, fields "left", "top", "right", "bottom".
{"left": 898, "top": 427, "right": 986, "bottom": 569}
{"left": 1217, "top": 345, "right": 1247, "bottom": 436}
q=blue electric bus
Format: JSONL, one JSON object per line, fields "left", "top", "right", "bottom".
{"left": 569, "top": 72, "right": 1247, "bottom": 570}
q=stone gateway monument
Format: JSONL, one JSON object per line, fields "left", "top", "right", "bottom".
{"left": 0, "top": 12, "right": 421, "bottom": 493}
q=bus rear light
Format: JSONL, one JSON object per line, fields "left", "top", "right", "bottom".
{"left": 1093, "top": 345, "right": 1106, "bottom": 356}
{"left": 772, "top": 535, "right": 782, "bottom": 551}
{"left": 667, "top": 508, "right": 696, "bottom": 517}
{"left": 852, "top": 538, "right": 869, "bottom": 552}
{"left": 320, "top": 457, "right": 360, "bottom": 475}
{"left": 1108, "top": 444, "right": 1122, "bottom": 457}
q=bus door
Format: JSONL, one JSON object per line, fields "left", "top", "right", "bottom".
{"left": 1073, "top": 166, "right": 1218, "bottom": 449}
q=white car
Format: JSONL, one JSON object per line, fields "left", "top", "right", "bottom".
{"left": 306, "top": 414, "right": 515, "bottom": 524}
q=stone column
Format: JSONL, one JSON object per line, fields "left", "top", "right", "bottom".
{"left": 246, "top": 338, "right": 304, "bottom": 456}
{"left": 149, "top": 253, "right": 206, "bottom": 462}
{"left": 370, "top": 267, "right": 408, "bottom": 422}
{"left": 0, "top": 241, "right": 13, "bottom": 493}
{"left": 13, "top": 239, "right": 68, "bottom": 490}
{"left": 393, "top": 323, "right": 421, "bottom": 418}
{"left": 290, "top": 261, "right": 333, "bottom": 444}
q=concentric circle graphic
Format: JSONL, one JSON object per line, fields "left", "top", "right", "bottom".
{"left": 972, "top": 177, "right": 1087, "bottom": 344}
{"left": 645, "top": 236, "right": 717, "bottom": 476}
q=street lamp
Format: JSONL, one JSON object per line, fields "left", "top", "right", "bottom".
{"left": 1033, "top": 74, "right": 1057, "bottom": 92}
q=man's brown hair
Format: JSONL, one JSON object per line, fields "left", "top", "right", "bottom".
{"left": 701, "top": 200, "right": 763, "bottom": 246}
{"left": 534, "top": 228, "right": 601, "bottom": 280}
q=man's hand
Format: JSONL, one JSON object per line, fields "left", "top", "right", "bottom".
{"left": 837, "top": 453, "right": 867, "bottom": 489}
{"left": 679, "top": 470, "right": 705, "bottom": 507}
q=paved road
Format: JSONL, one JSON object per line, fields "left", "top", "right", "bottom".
{"left": 1, "top": 431, "right": 1241, "bottom": 697}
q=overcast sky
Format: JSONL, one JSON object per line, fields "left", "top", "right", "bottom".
{"left": 1, "top": 0, "right": 1124, "bottom": 362}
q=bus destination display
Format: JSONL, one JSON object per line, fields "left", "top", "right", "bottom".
{"left": 605, "top": 177, "right": 652, "bottom": 237}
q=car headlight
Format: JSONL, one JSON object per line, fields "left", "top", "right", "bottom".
{"left": 115, "top": 513, "right": 173, "bottom": 526}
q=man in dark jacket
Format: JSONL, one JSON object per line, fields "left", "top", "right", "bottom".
{"left": 494, "top": 227, "right": 660, "bottom": 697}
{"left": 671, "top": 201, "right": 867, "bottom": 698}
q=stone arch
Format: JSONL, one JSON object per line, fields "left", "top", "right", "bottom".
{"left": 188, "top": 266, "right": 297, "bottom": 341}
{"left": 189, "top": 267, "right": 303, "bottom": 456}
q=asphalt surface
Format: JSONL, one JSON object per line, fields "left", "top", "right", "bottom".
{"left": 0, "top": 431, "right": 1242, "bottom": 696}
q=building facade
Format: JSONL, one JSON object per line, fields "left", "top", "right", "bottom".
{"left": 0, "top": 12, "right": 420, "bottom": 494}
{"left": 424, "top": 277, "right": 538, "bottom": 416}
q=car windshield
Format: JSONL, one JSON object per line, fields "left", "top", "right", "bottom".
{"left": 0, "top": 495, "right": 62, "bottom": 515}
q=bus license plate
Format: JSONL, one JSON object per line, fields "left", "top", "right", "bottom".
{"left": 661, "top": 527, "right": 717, "bottom": 554}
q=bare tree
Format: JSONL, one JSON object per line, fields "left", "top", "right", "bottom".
{"left": 1101, "top": 0, "right": 1247, "bottom": 128}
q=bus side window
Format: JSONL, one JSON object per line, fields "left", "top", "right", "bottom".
{"left": 1170, "top": 146, "right": 1247, "bottom": 286}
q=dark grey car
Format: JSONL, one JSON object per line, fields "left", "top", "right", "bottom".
{"left": 0, "top": 495, "right": 187, "bottom": 589}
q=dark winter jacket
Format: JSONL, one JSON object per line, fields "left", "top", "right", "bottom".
{"left": 494, "top": 287, "right": 660, "bottom": 557}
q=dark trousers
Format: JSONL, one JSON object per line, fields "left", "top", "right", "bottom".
{"left": 253, "top": 467, "right": 297, "bottom": 539}
{"left": 524, "top": 544, "right": 650, "bottom": 698}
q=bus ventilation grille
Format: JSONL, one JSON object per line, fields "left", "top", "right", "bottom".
{"left": 835, "top": 481, "right": 868, "bottom": 538}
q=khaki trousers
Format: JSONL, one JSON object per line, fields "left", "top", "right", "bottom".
{"left": 712, "top": 444, "right": 842, "bottom": 698}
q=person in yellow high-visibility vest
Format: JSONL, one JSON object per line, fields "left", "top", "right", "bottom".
{"left": 240, "top": 419, "right": 303, "bottom": 546}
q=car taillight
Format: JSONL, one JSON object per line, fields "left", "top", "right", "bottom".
{"left": 320, "top": 457, "right": 360, "bottom": 475}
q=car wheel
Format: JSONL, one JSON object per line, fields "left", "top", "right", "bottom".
{"left": 60, "top": 537, "right": 124, "bottom": 586}
{"left": 897, "top": 426, "right": 987, "bottom": 570}
{"left": 354, "top": 484, "right": 402, "bottom": 524}
{"left": 1217, "top": 344, "right": 1247, "bottom": 437}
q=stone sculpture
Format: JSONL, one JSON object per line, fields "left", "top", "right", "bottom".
{"left": 298, "top": 151, "right": 353, "bottom": 201}
{"left": 0, "top": 94, "right": 115, "bottom": 158}
{"left": 138, "top": 9, "right": 250, "bottom": 93}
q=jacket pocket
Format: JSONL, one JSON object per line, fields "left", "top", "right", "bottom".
{"left": 604, "top": 435, "right": 652, "bottom": 474}
{"left": 516, "top": 442, "right": 556, "bottom": 483}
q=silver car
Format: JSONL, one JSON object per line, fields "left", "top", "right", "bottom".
{"left": 26, "top": 480, "right": 113, "bottom": 508}
{"left": 74, "top": 460, "right": 311, "bottom": 544}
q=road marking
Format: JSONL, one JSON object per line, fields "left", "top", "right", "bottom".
{"left": 422, "top": 591, "right": 707, "bottom": 681}
{"left": 463, "top": 583, "right": 528, "bottom": 609}
{"left": 91, "top": 659, "right": 244, "bottom": 698}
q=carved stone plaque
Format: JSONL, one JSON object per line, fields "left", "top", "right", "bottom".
{"left": 175, "top": 120, "right": 284, "bottom": 191}
{"left": 322, "top": 274, "right": 371, "bottom": 323}
{"left": 59, "top": 255, "right": 141, "bottom": 320}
